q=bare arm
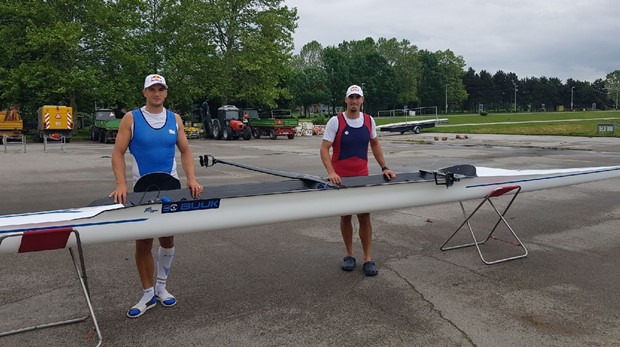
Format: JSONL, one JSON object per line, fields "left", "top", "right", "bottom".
{"left": 320, "top": 139, "right": 342, "bottom": 184}
{"left": 370, "top": 138, "right": 396, "bottom": 180}
{"left": 175, "top": 114, "right": 202, "bottom": 198}
{"left": 109, "top": 113, "right": 133, "bottom": 203}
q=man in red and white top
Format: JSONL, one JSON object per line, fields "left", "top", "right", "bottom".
{"left": 320, "top": 84, "right": 396, "bottom": 276}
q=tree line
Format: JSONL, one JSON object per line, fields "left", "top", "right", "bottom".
{"left": 291, "top": 39, "right": 620, "bottom": 115}
{"left": 0, "top": 0, "right": 297, "bottom": 118}
{"left": 1, "top": 0, "right": 618, "bottom": 121}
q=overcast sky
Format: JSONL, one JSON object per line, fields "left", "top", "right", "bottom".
{"left": 284, "top": 0, "right": 619, "bottom": 83}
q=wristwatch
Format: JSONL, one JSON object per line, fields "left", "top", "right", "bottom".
{"left": 381, "top": 166, "right": 389, "bottom": 171}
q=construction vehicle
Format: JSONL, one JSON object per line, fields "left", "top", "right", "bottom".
{"left": 192, "top": 102, "right": 211, "bottom": 139}
{"left": 90, "top": 109, "right": 120, "bottom": 143}
{"left": 184, "top": 122, "right": 201, "bottom": 139}
{"left": 0, "top": 106, "right": 24, "bottom": 140}
{"left": 249, "top": 109, "right": 298, "bottom": 140}
{"left": 36, "top": 105, "right": 74, "bottom": 142}
{"left": 201, "top": 104, "right": 251, "bottom": 140}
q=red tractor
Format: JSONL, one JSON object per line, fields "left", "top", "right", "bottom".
{"left": 204, "top": 105, "right": 252, "bottom": 141}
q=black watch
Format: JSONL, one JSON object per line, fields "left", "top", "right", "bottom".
{"left": 381, "top": 166, "right": 389, "bottom": 171}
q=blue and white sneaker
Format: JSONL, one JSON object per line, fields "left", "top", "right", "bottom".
{"left": 127, "top": 296, "right": 157, "bottom": 318}
{"left": 155, "top": 287, "right": 177, "bottom": 307}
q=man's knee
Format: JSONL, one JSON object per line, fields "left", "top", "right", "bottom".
{"left": 136, "top": 239, "right": 154, "bottom": 256}
{"left": 159, "top": 236, "right": 174, "bottom": 248}
{"left": 357, "top": 213, "right": 371, "bottom": 223}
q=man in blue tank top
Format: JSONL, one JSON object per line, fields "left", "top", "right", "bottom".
{"left": 110, "top": 74, "right": 203, "bottom": 318}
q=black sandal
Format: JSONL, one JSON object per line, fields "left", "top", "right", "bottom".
{"left": 341, "top": 256, "right": 356, "bottom": 271}
{"left": 362, "top": 261, "right": 378, "bottom": 276}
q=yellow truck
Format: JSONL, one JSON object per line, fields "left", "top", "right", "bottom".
{"left": 0, "top": 106, "right": 24, "bottom": 140}
{"left": 37, "top": 105, "right": 74, "bottom": 142}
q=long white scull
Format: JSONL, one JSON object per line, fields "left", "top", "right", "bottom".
{"left": 1, "top": 163, "right": 620, "bottom": 254}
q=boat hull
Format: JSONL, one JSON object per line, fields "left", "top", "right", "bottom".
{"left": 1, "top": 165, "right": 619, "bottom": 254}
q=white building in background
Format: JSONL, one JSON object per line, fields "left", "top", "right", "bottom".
{"left": 307, "top": 104, "right": 342, "bottom": 114}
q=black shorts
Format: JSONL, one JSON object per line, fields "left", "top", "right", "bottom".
{"left": 134, "top": 173, "right": 181, "bottom": 192}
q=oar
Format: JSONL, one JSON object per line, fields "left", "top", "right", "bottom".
{"left": 199, "top": 155, "right": 338, "bottom": 188}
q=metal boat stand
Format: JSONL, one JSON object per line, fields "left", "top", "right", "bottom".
{"left": 0, "top": 228, "right": 102, "bottom": 346}
{"left": 440, "top": 185, "right": 528, "bottom": 265}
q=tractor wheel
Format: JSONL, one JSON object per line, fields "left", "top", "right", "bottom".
{"left": 91, "top": 127, "right": 98, "bottom": 141}
{"left": 223, "top": 126, "right": 233, "bottom": 140}
{"left": 252, "top": 128, "right": 261, "bottom": 139}
{"left": 269, "top": 129, "right": 277, "bottom": 140}
{"left": 203, "top": 114, "right": 213, "bottom": 139}
{"left": 243, "top": 127, "right": 252, "bottom": 140}
{"left": 287, "top": 134, "right": 295, "bottom": 139}
{"left": 212, "top": 120, "right": 222, "bottom": 139}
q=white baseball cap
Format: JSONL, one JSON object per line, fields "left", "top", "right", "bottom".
{"left": 144, "top": 74, "right": 168, "bottom": 89}
{"left": 346, "top": 84, "right": 364, "bottom": 97}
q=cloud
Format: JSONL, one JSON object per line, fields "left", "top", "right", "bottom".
{"left": 285, "top": 0, "right": 620, "bottom": 82}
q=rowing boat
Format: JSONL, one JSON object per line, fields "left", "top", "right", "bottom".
{"left": 1, "top": 163, "right": 619, "bottom": 254}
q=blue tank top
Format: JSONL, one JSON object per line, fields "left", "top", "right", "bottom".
{"left": 129, "top": 108, "right": 178, "bottom": 178}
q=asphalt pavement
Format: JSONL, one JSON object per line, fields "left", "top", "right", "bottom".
{"left": 1, "top": 132, "right": 619, "bottom": 347}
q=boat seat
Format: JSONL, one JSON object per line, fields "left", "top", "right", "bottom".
{"left": 0, "top": 227, "right": 102, "bottom": 346}
{"left": 440, "top": 185, "right": 528, "bottom": 265}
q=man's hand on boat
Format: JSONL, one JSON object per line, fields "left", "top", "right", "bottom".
{"left": 110, "top": 181, "right": 129, "bottom": 204}
{"left": 327, "top": 172, "right": 342, "bottom": 185}
{"left": 187, "top": 179, "right": 203, "bottom": 198}
{"left": 382, "top": 168, "right": 396, "bottom": 181}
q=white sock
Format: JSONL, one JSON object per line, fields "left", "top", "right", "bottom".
{"left": 137, "top": 287, "right": 154, "bottom": 306}
{"left": 156, "top": 246, "right": 174, "bottom": 295}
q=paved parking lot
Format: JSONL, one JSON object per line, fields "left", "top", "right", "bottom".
{"left": 1, "top": 133, "right": 619, "bottom": 346}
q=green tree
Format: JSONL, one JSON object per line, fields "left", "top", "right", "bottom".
{"left": 197, "top": 0, "right": 298, "bottom": 108}
{"left": 294, "top": 40, "right": 323, "bottom": 70}
{"left": 289, "top": 41, "right": 329, "bottom": 115}
{"left": 0, "top": 0, "right": 105, "bottom": 114}
{"left": 322, "top": 46, "right": 350, "bottom": 113}
{"left": 477, "top": 70, "right": 495, "bottom": 111}
{"left": 153, "top": 0, "right": 218, "bottom": 114}
{"left": 417, "top": 50, "right": 443, "bottom": 111}
{"left": 341, "top": 38, "right": 397, "bottom": 114}
{"left": 605, "top": 70, "right": 620, "bottom": 110}
{"left": 288, "top": 67, "right": 328, "bottom": 116}
{"left": 376, "top": 38, "right": 420, "bottom": 107}
{"left": 462, "top": 68, "right": 482, "bottom": 112}
{"left": 416, "top": 49, "right": 467, "bottom": 114}
{"left": 88, "top": 0, "right": 153, "bottom": 111}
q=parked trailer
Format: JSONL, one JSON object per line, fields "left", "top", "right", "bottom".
{"left": 376, "top": 119, "right": 447, "bottom": 134}
{"left": 249, "top": 110, "right": 298, "bottom": 140}
{"left": 36, "top": 105, "right": 74, "bottom": 142}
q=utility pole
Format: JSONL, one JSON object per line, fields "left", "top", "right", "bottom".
{"left": 571, "top": 86, "right": 575, "bottom": 111}
{"left": 445, "top": 84, "right": 449, "bottom": 115}
{"left": 513, "top": 81, "right": 518, "bottom": 112}
{"left": 361, "top": 82, "right": 366, "bottom": 113}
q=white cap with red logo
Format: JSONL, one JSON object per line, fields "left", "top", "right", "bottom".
{"left": 346, "top": 84, "right": 364, "bottom": 97}
{"left": 144, "top": 74, "right": 168, "bottom": 89}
